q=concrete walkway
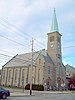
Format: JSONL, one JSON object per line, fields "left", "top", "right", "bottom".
{"left": 10, "top": 92, "right": 30, "bottom": 97}
{"left": 10, "top": 90, "right": 75, "bottom": 97}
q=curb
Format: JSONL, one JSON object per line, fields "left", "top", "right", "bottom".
{"left": 10, "top": 92, "right": 35, "bottom": 97}
{"left": 10, "top": 91, "right": 75, "bottom": 97}
{"left": 10, "top": 94, "right": 35, "bottom": 97}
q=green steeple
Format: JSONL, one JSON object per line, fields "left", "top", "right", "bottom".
{"left": 50, "top": 8, "right": 59, "bottom": 32}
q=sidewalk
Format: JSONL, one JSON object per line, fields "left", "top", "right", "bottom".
{"left": 10, "top": 92, "right": 30, "bottom": 97}
{"left": 10, "top": 90, "right": 75, "bottom": 97}
{"left": 10, "top": 89, "right": 31, "bottom": 97}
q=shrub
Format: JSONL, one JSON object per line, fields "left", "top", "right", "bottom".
{"left": 25, "top": 84, "right": 44, "bottom": 91}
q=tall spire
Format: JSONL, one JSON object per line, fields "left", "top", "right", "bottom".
{"left": 50, "top": 8, "right": 59, "bottom": 32}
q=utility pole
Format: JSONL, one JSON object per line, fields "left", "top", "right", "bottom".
{"left": 30, "top": 39, "right": 33, "bottom": 95}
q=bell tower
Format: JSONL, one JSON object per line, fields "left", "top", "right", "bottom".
{"left": 47, "top": 9, "right": 62, "bottom": 87}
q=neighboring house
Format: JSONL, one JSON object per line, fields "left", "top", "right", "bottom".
{"left": 65, "top": 64, "right": 75, "bottom": 78}
{"left": 65, "top": 64, "right": 75, "bottom": 89}
{"left": 1, "top": 9, "right": 66, "bottom": 90}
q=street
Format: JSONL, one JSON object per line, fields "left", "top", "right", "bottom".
{"left": 7, "top": 92, "right": 75, "bottom": 100}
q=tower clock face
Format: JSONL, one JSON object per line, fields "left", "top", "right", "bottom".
{"left": 50, "top": 44, "right": 54, "bottom": 48}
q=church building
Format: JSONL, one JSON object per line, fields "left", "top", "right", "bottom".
{"left": 1, "top": 9, "right": 66, "bottom": 90}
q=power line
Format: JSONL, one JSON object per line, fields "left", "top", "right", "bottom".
{"left": 0, "top": 17, "right": 46, "bottom": 47}
{"left": 0, "top": 49, "right": 16, "bottom": 55}
{"left": 0, "top": 34, "right": 31, "bottom": 49}
{"left": 0, "top": 20, "right": 44, "bottom": 50}
{"left": 1, "top": 17, "right": 75, "bottom": 50}
{"left": 0, "top": 53, "right": 12, "bottom": 58}
{"left": 63, "top": 46, "right": 75, "bottom": 49}
{"left": 0, "top": 53, "right": 32, "bottom": 66}
{"left": 0, "top": 50, "right": 44, "bottom": 67}
{"left": 0, "top": 45, "right": 75, "bottom": 59}
{"left": 0, "top": 17, "right": 32, "bottom": 39}
{"left": 0, "top": 48, "right": 75, "bottom": 68}
{"left": 0, "top": 21, "right": 29, "bottom": 41}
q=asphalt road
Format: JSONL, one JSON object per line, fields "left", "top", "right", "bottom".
{"left": 6, "top": 93, "right": 75, "bottom": 100}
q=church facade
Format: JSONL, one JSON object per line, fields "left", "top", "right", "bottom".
{"left": 1, "top": 9, "right": 66, "bottom": 90}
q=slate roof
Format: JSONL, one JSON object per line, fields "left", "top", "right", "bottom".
{"left": 40, "top": 49, "right": 54, "bottom": 64}
{"left": 3, "top": 49, "right": 54, "bottom": 68}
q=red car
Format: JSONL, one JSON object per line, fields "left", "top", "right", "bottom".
{"left": 0, "top": 87, "right": 10, "bottom": 99}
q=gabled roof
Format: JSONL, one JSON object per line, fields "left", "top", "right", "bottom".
{"left": 3, "top": 51, "right": 40, "bottom": 67}
{"left": 65, "top": 64, "right": 75, "bottom": 70}
{"left": 40, "top": 49, "right": 54, "bottom": 64}
{"left": 3, "top": 49, "right": 54, "bottom": 68}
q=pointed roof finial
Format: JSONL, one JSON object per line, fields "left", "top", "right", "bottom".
{"left": 50, "top": 8, "right": 59, "bottom": 32}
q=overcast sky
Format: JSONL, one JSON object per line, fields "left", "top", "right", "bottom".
{"left": 0, "top": 0, "right": 75, "bottom": 69}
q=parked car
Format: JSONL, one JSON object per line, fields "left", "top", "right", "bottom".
{"left": 0, "top": 87, "right": 10, "bottom": 99}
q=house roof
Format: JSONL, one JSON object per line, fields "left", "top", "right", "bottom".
{"left": 65, "top": 64, "right": 75, "bottom": 71}
{"left": 3, "top": 49, "right": 54, "bottom": 68}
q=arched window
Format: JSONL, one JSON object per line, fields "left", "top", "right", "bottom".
{"left": 3, "top": 70, "right": 5, "bottom": 82}
{"left": 48, "top": 66, "right": 50, "bottom": 74}
{"left": 8, "top": 70, "right": 11, "bottom": 82}
{"left": 39, "top": 59, "right": 41, "bottom": 64}
{"left": 22, "top": 69, "right": 25, "bottom": 84}
{"left": 26, "top": 67, "right": 29, "bottom": 83}
{"left": 15, "top": 69, "right": 17, "bottom": 82}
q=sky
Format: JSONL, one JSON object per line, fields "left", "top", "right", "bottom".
{"left": 0, "top": 0, "right": 75, "bottom": 69}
